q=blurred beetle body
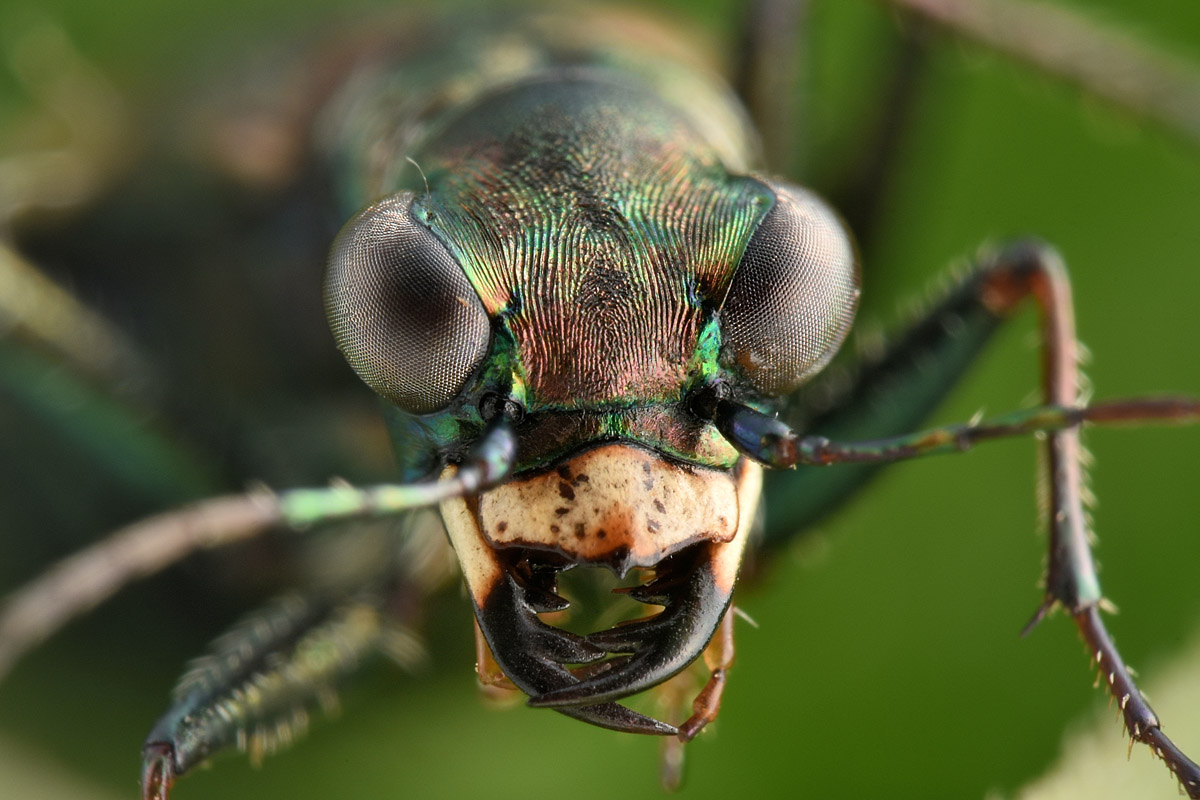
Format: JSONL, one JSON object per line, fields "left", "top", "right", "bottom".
{"left": 1, "top": 2, "right": 1200, "bottom": 799}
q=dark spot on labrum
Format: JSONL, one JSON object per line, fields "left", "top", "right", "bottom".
{"left": 597, "top": 529, "right": 607, "bottom": 540}
{"left": 642, "top": 478, "right": 654, "bottom": 491}
{"left": 550, "top": 524, "right": 560, "bottom": 534}
{"left": 555, "top": 507, "right": 569, "bottom": 517}
{"left": 556, "top": 464, "right": 572, "bottom": 480}
{"left": 497, "top": 521, "right": 508, "bottom": 533}
{"left": 558, "top": 482, "right": 575, "bottom": 501}
{"left": 574, "top": 523, "right": 586, "bottom": 539}
{"left": 653, "top": 499, "right": 666, "bottom": 514}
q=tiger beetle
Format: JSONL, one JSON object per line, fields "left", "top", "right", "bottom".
{"left": 1, "top": 0, "right": 1200, "bottom": 797}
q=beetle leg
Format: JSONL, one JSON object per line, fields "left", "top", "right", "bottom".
{"left": 734, "top": 0, "right": 810, "bottom": 175}
{"left": 750, "top": 243, "right": 1199, "bottom": 539}
{"left": 825, "top": 24, "right": 931, "bottom": 256}
{"left": 734, "top": 241, "right": 1200, "bottom": 793}
{"left": 881, "top": 0, "right": 1200, "bottom": 147}
{"left": 141, "top": 589, "right": 421, "bottom": 800}
{"left": 678, "top": 606, "right": 736, "bottom": 742}
{"left": 976, "top": 245, "right": 1200, "bottom": 795}
{"left": 653, "top": 607, "right": 736, "bottom": 791}
{"left": 472, "top": 619, "right": 519, "bottom": 699}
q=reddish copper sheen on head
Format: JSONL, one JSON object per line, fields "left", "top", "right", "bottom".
{"left": 412, "top": 77, "right": 772, "bottom": 412}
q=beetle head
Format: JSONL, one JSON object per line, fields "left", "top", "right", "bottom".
{"left": 322, "top": 79, "right": 858, "bottom": 731}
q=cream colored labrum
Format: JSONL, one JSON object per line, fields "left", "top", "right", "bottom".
{"left": 439, "top": 443, "right": 762, "bottom": 607}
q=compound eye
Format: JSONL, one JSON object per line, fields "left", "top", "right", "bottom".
{"left": 325, "top": 192, "right": 491, "bottom": 414}
{"left": 720, "top": 179, "right": 860, "bottom": 397}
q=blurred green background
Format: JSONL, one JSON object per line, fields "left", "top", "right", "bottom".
{"left": 1, "top": 0, "right": 1199, "bottom": 798}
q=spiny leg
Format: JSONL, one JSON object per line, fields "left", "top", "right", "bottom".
{"left": 826, "top": 27, "right": 931, "bottom": 256}
{"left": 734, "top": 0, "right": 811, "bottom": 176}
{"left": 968, "top": 246, "right": 1198, "bottom": 796}
{"left": 735, "top": 1, "right": 934, "bottom": 252}
{"left": 140, "top": 508, "right": 456, "bottom": 799}
{"left": 756, "top": 251, "right": 1198, "bottom": 538}
{"left": 692, "top": 241, "right": 1200, "bottom": 793}
{"left": 140, "top": 590, "right": 422, "bottom": 800}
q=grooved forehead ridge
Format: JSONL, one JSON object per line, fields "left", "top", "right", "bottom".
{"left": 416, "top": 75, "right": 771, "bottom": 410}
